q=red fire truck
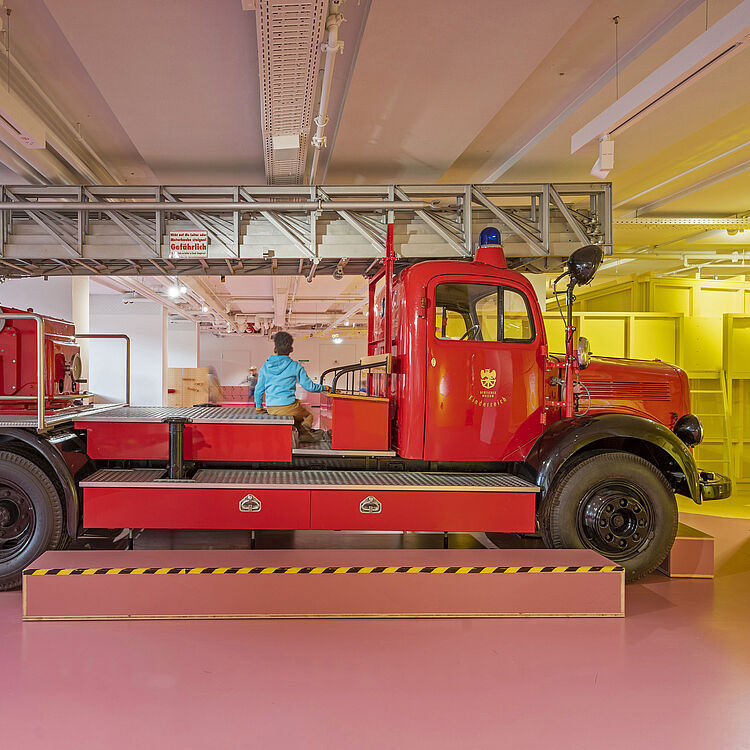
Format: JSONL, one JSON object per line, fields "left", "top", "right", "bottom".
{"left": 0, "top": 229, "right": 730, "bottom": 589}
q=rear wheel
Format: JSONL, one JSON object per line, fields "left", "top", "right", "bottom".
{"left": 539, "top": 452, "right": 678, "bottom": 583}
{"left": 0, "top": 451, "right": 64, "bottom": 591}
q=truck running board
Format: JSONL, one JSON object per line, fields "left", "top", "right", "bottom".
{"left": 80, "top": 469, "right": 539, "bottom": 533}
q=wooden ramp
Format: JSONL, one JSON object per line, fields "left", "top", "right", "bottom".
{"left": 23, "top": 549, "right": 624, "bottom": 621}
{"left": 659, "top": 523, "right": 714, "bottom": 579}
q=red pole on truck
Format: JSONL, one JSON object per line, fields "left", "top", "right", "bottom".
{"left": 384, "top": 222, "right": 394, "bottom": 356}
{"left": 564, "top": 283, "right": 577, "bottom": 419}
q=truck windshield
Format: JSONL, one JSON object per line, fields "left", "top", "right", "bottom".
{"left": 435, "top": 282, "right": 534, "bottom": 343}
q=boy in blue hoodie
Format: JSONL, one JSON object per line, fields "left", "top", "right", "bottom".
{"left": 255, "top": 331, "right": 330, "bottom": 442}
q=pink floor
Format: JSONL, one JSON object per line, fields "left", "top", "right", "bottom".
{"left": 2, "top": 512, "right": 749, "bottom": 750}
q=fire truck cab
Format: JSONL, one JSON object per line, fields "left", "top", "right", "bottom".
{"left": 0, "top": 229, "right": 732, "bottom": 590}
{"left": 385, "top": 244, "right": 548, "bottom": 462}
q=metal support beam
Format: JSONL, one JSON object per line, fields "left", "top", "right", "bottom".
{"left": 394, "top": 186, "right": 468, "bottom": 257}
{"left": 162, "top": 189, "right": 236, "bottom": 257}
{"left": 549, "top": 185, "right": 590, "bottom": 245}
{"left": 319, "top": 188, "right": 386, "bottom": 254}
{"left": 471, "top": 187, "right": 547, "bottom": 256}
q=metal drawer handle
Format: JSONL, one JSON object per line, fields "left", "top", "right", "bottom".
{"left": 359, "top": 495, "right": 382, "bottom": 514}
{"left": 239, "top": 494, "right": 262, "bottom": 513}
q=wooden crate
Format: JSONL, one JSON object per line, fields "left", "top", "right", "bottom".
{"left": 166, "top": 368, "right": 212, "bottom": 406}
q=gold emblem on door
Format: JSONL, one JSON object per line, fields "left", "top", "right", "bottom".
{"left": 480, "top": 368, "right": 496, "bottom": 388}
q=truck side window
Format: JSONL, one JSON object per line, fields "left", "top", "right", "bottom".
{"left": 434, "top": 283, "right": 534, "bottom": 343}
{"left": 475, "top": 292, "right": 499, "bottom": 340}
{"left": 502, "top": 288, "right": 534, "bottom": 342}
{"left": 435, "top": 282, "right": 494, "bottom": 341}
{"left": 436, "top": 307, "right": 469, "bottom": 339}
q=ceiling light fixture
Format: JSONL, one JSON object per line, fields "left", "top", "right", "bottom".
{"left": 572, "top": 3, "right": 750, "bottom": 156}
{"left": 333, "top": 258, "right": 347, "bottom": 280}
{"left": 590, "top": 135, "right": 614, "bottom": 180}
{"left": 332, "top": 335, "right": 343, "bottom": 344}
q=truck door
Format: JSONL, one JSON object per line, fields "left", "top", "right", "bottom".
{"left": 424, "top": 277, "right": 543, "bottom": 461}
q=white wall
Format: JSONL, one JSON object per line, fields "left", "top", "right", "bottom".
{"left": 522, "top": 273, "right": 547, "bottom": 308}
{"left": 200, "top": 332, "right": 367, "bottom": 387}
{"left": 168, "top": 321, "right": 200, "bottom": 368}
{"left": 0, "top": 277, "right": 73, "bottom": 320}
{"left": 88, "top": 295, "right": 167, "bottom": 406}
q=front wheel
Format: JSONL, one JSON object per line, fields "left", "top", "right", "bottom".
{"left": 0, "top": 451, "right": 65, "bottom": 591}
{"left": 539, "top": 452, "right": 678, "bottom": 583}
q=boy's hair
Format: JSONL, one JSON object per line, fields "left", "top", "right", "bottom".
{"left": 273, "top": 331, "right": 294, "bottom": 355}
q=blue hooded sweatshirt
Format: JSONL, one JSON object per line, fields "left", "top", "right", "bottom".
{"left": 254, "top": 354, "right": 323, "bottom": 408}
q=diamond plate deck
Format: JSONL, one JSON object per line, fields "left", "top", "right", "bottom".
{"left": 292, "top": 438, "right": 396, "bottom": 458}
{"left": 71, "top": 406, "right": 293, "bottom": 425}
{"left": 80, "top": 468, "right": 538, "bottom": 492}
{"left": 0, "top": 403, "right": 124, "bottom": 428}
{"left": 80, "top": 469, "right": 165, "bottom": 485}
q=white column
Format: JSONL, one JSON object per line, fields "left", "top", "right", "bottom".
{"left": 71, "top": 277, "right": 90, "bottom": 382}
{"left": 160, "top": 308, "right": 168, "bottom": 407}
{"left": 167, "top": 321, "right": 200, "bottom": 368}
{"left": 522, "top": 273, "right": 548, "bottom": 309}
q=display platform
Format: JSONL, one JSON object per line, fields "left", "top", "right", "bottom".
{"left": 22, "top": 548, "right": 624, "bottom": 621}
{"left": 658, "top": 523, "right": 714, "bottom": 578}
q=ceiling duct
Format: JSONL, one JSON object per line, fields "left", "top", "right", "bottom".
{"left": 0, "top": 88, "right": 46, "bottom": 150}
{"left": 254, "top": 0, "right": 328, "bottom": 184}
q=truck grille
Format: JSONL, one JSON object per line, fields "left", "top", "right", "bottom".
{"left": 580, "top": 381, "right": 671, "bottom": 401}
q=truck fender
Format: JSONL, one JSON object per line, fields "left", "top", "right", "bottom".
{"left": 524, "top": 413, "right": 701, "bottom": 503}
{"left": 0, "top": 428, "right": 80, "bottom": 536}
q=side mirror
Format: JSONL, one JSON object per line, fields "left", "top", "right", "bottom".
{"left": 567, "top": 245, "right": 603, "bottom": 287}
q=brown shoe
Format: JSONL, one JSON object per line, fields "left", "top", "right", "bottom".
{"left": 299, "top": 428, "right": 325, "bottom": 443}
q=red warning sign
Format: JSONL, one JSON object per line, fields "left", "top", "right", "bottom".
{"left": 169, "top": 231, "right": 209, "bottom": 257}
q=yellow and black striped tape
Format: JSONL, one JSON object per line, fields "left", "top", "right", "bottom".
{"left": 24, "top": 564, "right": 622, "bottom": 576}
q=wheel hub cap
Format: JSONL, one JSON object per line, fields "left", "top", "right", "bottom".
{"left": 577, "top": 483, "right": 654, "bottom": 559}
{"left": 0, "top": 486, "right": 35, "bottom": 555}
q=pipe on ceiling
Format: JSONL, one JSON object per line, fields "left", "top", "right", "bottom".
{"left": 309, "top": 0, "right": 345, "bottom": 185}
{"left": 0, "top": 200, "right": 440, "bottom": 211}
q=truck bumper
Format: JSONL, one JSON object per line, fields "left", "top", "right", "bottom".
{"left": 699, "top": 470, "right": 732, "bottom": 501}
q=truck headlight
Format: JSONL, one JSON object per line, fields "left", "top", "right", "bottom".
{"left": 674, "top": 414, "right": 703, "bottom": 446}
{"left": 577, "top": 337, "right": 592, "bottom": 369}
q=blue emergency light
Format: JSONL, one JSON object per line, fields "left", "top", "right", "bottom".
{"left": 479, "top": 226, "right": 501, "bottom": 246}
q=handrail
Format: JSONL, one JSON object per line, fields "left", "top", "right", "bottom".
{"left": 320, "top": 356, "right": 390, "bottom": 396}
{"left": 0, "top": 312, "right": 46, "bottom": 429}
{"left": 74, "top": 334, "right": 131, "bottom": 405}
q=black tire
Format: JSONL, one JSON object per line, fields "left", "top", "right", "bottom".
{"left": 539, "top": 451, "right": 678, "bottom": 583}
{"left": 0, "top": 451, "right": 64, "bottom": 591}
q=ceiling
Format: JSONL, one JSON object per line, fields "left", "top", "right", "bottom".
{"left": 2, "top": 0, "right": 750, "bottom": 331}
